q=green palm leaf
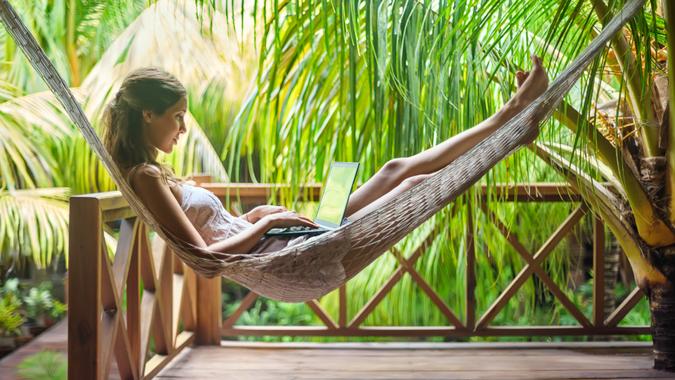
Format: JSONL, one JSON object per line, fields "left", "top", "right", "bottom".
{"left": 0, "top": 188, "right": 69, "bottom": 270}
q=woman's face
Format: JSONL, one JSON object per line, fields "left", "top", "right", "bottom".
{"left": 143, "top": 97, "right": 188, "bottom": 154}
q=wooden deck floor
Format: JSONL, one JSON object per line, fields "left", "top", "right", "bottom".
{"left": 0, "top": 319, "right": 67, "bottom": 380}
{"left": 156, "top": 341, "right": 675, "bottom": 380}
{"left": 2, "top": 322, "right": 674, "bottom": 379}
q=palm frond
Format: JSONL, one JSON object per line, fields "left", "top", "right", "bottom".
{"left": 0, "top": 187, "right": 70, "bottom": 270}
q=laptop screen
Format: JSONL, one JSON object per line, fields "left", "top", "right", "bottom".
{"left": 314, "top": 162, "right": 359, "bottom": 228}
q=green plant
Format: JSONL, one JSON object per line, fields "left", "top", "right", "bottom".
{"left": 0, "top": 278, "right": 22, "bottom": 310}
{"left": 23, "top": 283, "right": 54, "bottom": 324}
{"left": 17, "top": 350, "right": 67, "bottom": 380}
{"left": 49, "top": 300, "right": 66, "bottom": 320}
{"left": 0, "top": 297, "right": 23, "bottom": 337}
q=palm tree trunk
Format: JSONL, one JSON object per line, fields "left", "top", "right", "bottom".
{"left": 649, "top": 280, "right": 675, "bottom": 371}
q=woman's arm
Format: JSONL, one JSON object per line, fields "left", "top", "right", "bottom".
{"left": 132, "top": 165, "right": 268, "bottom": 255}
{"left": 207, "top": 218, "right": 273, "bottom": 254}
{"left": 130, "top": 166, "right": 317, "bottom": 257}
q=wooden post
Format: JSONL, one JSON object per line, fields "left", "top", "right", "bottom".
{"left": 68, "top": 197, "right": 103, "bottom": 379}
{"left": 593, "top": 217, "right": 606, "bottom": 326}
{"left": 466, "top": 204, "right": 476, "bottom": 331}
{"left": 194, "top": 173, "right": 222, "bottom": 345}
{"left": 195, "top": 276, "right": 222, "bottom": 345}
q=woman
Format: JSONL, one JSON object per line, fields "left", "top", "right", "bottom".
{"left": 104, "top": 55, "right": 548, "bottom": 257}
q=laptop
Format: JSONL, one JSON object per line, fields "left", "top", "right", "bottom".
{"left": 265, "top": 162, "right": 359, "bottom": 237}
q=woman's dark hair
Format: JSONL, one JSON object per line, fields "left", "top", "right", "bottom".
{"left": 102, "top": 67, "right": 187, "bottom": 183}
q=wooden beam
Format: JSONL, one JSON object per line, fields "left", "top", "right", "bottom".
{"left": 604, "top": 287, "right": 645, "bottom": 327}
{"left": 223, "top": 291, "right": 258, "bottom": 329}
{"left": 477, "top": 206, "right": 589, "bottom": 329}
{"left": 221, "top": 325, "right": 649, "bottom": 337}
{"left": 593, "top": 217, "right": 606, "bottom": 326}
{"left": 465, "top": 206, "right": 476, "bottom": 331}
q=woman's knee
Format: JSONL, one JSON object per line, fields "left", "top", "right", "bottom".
{"left": 379, "top": 158, "right": 410, "bottom": 179}
{"left": 401, "top": 174, "right": 430, "bottom": 188}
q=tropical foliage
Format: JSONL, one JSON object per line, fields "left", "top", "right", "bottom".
{"left": 0, "top": 0, "right": 256, "bottom": 271}
{"left": 213, "top": 0, "right": 674, "bottom": 364}
{"left": 0, "top": 0, "right": 669, "bottom": 353}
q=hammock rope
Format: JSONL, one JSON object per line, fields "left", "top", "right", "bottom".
{"left": 0, "top": 0, "right": 646, "bottom": 302}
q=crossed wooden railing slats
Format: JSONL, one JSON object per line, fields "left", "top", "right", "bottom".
{"left": 69, "top": 182, "right": 649, "bottom": 380}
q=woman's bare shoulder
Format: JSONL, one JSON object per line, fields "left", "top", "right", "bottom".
{"left": 128, "top": 163, "right": 162, "bottom": 188}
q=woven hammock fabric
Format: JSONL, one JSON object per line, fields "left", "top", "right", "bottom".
{"left": 0, "top": 0, "right": 645, "bottom": 302}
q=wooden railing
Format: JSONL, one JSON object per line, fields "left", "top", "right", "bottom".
{"left": 68, "top": 182, "right": 649, "bottom": 379}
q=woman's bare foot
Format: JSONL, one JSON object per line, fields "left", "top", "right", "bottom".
{"left": 504, "top": 54, "right": 549, "bottom": 143}
{"left": 511, "top": 54, "right": 549, "bottom": 109}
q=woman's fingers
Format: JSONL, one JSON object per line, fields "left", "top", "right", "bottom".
{"left": 299, "top": 216, "right": 319, "bottom": 226}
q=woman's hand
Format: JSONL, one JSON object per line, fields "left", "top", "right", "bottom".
{"left": 243, "top": 205, "right": 288, "bottom": 223}
{"left": 261, "top": 211, "right": 320, "bottom": 229}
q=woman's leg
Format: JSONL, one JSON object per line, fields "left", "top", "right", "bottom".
{"left": 344, "top": 55, "right": 548, "bottom": 218}
{"left": 347, "top": 173, "right": 433, "bottom": 221}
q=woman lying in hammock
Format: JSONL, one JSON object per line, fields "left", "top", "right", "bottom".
{"left": 104, "top": 55, "right": 548, "bottom": 257}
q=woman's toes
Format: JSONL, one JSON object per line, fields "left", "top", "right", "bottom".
{"left": 516, "top": 71, "right": 525, "bottom": 86}
{"left": 516, "top": 71, "right": 530, "bottom": 87}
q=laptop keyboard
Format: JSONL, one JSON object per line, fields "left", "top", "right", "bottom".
{"left": 283, "top": 226, "right": 316, "bottom": 232}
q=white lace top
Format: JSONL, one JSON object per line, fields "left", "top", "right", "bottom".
{"left": 126, "top": 164, "right": 307, "bottom": 254}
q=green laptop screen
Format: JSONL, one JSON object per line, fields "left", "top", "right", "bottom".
{"left": 315, "top": 164, "right": 358, "bottom": 226}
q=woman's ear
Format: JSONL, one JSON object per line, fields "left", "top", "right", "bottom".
{"left": 142, "top": 110, "right": 153, "bottom": 124}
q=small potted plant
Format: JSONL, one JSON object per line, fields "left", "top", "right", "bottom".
{"left": 23, "top": 282, "right": 55, "bottom": 330}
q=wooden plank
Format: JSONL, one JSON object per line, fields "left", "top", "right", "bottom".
{"left": 223, "top": 291, "right": 258, "bottom": 328}
{"left": 94, "top": 191, "right": 131, "bottom": 211}
{"left": 103, "top": 207, "right": 136, "bottom": 222}
{"left": 173, "top": 273, "right": 185, "bottom": 341}
{"left": 111, "top": 218, "right": 137, "bottom": 299}
{"left": 605, "top": 287, "right": 645, "bottom": 327}
{"left": 593, "top": 217, "right": 606, "bottom": 326}
{"left": 139, "top": 228, "right": 157, "bottom": 292}
{"left": 158, "top": 243, "right": 174, "bottom": 352}
{"left": 99, "top": 312, "right": 117, "bottom": 379}
{"left": 221, "top": 325, "right": 650, "bottom": 337}
{"left": 306, "top": 300, "right": 338, "bottom": 329}
{"left": 466, "top": 206, "right": 476, "bottom": 331}
{"left": 477, "top": 182, "right": 585, "bottom": 202}
{"left": 139, "top": 292, "right": 156, "bottom": 376}
{"left": 68, "top": 197, "right": 103, "bottom": 380}
{"left": 127, "top": 237, "right": 142, "bottom": 373}
{"left": 201, "top": 183, "right": 322, "bottom": 200}
{"left": 86, "top": 183, "right": 593, "bottom": 212}
{"left": 182, "top": 267, "right": 197, "bottom": 331}
{"left": 348, "top": 268, "right": 406, "bottom": 328}
{"left": 348, "top": 230, "right": 440, "bottom": 328}
{"left": 143, "top": 331, "right": 195, "bottom": 380}
{"left": 154, "top": 343, "right": 669, "bottom": 380}
{"left": 391, "top": 248, "right": 463, "bottom": 329}
{"left": 338, "top": 285, "right": 347, "bottom": 328}
{"left": 113, "top": 316, "right": 138, "bottom": 380}
{"left": 476, "top": 206, "right": 588, "bottom": 329}
{"left": 151, "top": 293, "right": 170, "bottom": 356}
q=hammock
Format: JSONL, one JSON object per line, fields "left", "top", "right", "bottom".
{"left": 0, "top": 0, "right": 645, "bottom": 302}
